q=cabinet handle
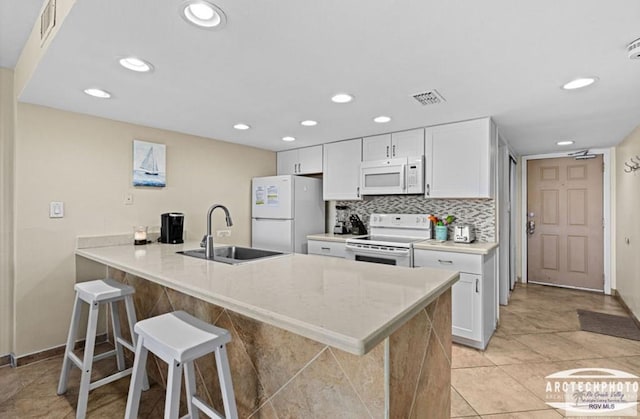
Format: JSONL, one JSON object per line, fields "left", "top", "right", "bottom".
{"left": 386, "top": 146, "right": 389, "bottom": 158}
{"left": 426, "top": 183, "right": 430, "bottom": 196}
{"left": 321, "top": 247, "right": 330, "bottom": 251}
{"left": 357, "top": 186, "right": 360, "bottom": 197}
{"left": 437, "top": 259, "right": 453, "bottom": 264}
{"left": 392, "top": 144, "right": 396, "bottom": 156}
{"left": 475, "top": 278, "right": 479, "bottom": 293}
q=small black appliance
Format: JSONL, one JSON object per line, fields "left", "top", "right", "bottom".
{"left": 160, "top": 212, "right": 184, "bottom": 244}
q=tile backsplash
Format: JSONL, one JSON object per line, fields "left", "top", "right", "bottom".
{"left": 336, "top": 195, "right": 496, "bottom": 242}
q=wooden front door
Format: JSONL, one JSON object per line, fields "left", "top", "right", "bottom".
{"left": 527, "top": 156, "right": 604, "bottom": 291}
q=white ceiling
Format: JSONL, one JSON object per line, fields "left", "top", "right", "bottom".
{"left": 10, "top": 0, "right": 640, "bottom": 154}
{"left": 0, "top": 0, "right": 46, "bottom": 68}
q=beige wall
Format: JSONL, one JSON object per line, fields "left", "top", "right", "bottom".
{"left": 13, "top": 103, "right": 275, "bottom": 356}
{"left": 615, "top": 124, "right": 640, "bottom": 320}
{"left": 0, "top": 68, "right": 15, "bottom": 356}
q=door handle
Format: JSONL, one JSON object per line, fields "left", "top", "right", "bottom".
{"left": 426, "top": 183, "right": 430, "bottom": 196}
{"left": 527, "top": 220, "right": 535, "bottom": 236}
{"left": 386, "top": 146, "right": 389, "bottom": 158}
{"left": 475, "top": 278, "right": 479, "bottom": 293}
{"left": 356, "top": 186, "right": 360, "bottom": 198}
{"left": 392, "top": 144, "right": 396, "bottom": 156}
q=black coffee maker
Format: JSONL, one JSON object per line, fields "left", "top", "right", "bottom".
{"left": 160, "top": 213, "right": 184, "bottom": 244}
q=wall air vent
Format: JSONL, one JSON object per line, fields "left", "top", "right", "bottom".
{"left": 411, "top": 89, "right": 446, "bottom": 106}
{"left": 40, "top": 0, "right": 56, "bottom": 44}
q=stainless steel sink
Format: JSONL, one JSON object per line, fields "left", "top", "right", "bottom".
{"left": 178, "top": 246, "right": 284, "bottom": 265}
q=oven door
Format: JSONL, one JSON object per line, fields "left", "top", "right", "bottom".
{"left": 345, "top": 244, "right": 412, "bottom": 267}
{"left": 360, "top": 158, "right": 406, "bottom": 195}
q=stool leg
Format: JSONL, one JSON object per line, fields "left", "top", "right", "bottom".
{"left": 57, "top": 293, "right": 82, "bottom": 395}
{"left": 124, "top": 337, "right": 148, "bottom": 419}
{"left": 165, "top": 360, "right": 183, "bottom": 419}
{"left": 110, "top": 301, "right": 126, "bottom": 371}
{"left": 184, "top": 361, "right": 199, "bottom": 419}
{"left": 76, "top": 300, "right": 100, "bottom": 419}
{"left": 125, "top": 295, "right": 149, "bottom": 391}
{"left": 215, "top": 345, "right": 238, "bottom": 419}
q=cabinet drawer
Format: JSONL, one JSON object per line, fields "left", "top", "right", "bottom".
{"left": 308, "top": 240, "right": 346, "bottom": 258}
{"left": 413, "top": 249, "right": 482, "bottom": 274}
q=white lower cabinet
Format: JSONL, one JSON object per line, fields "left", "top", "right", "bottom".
{"left": 308, "top": 240, "right": 346, "bottom": 258}
{"left": 413, "top": 248, "right": 496, "bottom": 350}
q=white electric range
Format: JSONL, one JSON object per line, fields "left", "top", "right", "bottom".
{"left": 345, "top": 213, "right": 433, "bottom": 267}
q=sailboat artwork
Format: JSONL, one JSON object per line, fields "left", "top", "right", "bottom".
{"left": 140, "top": 147, "right": 159, "bottom": 175}
{"left": 133, "top": 140, "right": 166, "bottom": 187}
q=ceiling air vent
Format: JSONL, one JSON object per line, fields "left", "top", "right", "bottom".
{"left": 40, "top": 0, "right": 56, "bottom": 44}
{"left": 411, "top": 89, "right": 446, "bottom": 106}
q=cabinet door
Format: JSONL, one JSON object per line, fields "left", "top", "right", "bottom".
{"left": 425, "top": 118, "right": 493, "bottom": 198}
{"left": 323, "top": 139, "right": 363, "bottom": 200}
{"left": 391, "top": 128, "right": 424, "bottom": 158}
{"left": 277, "top": 149, "right": 298, "bottom": 175}
{"left": 297, "top": 145, "right": 323, "bottom": 174}
{"left": 451, "top": 273, "right": 482, "bottom": 341}
{"left": 362, "top": 134, "right": 391, "bottom": 161}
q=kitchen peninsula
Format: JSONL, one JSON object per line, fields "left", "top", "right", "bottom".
{"left": 76, "top": 240, "right": 458, "bottom": 418}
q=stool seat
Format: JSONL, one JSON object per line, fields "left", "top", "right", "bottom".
{"left": 58, "top": 279, "right": 148, "bottom": 419}
{"left": 74, "top": 278, "right": 135, "bottom": 303}
{"left": 135, "top": 311, "right": 231, "bottom": 363}
{"left": 126, "top": 310, "right": 238, "bottom": 419}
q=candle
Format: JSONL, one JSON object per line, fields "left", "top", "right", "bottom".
{"left": 134, "top": 226, "right": 148, "bottom": 245}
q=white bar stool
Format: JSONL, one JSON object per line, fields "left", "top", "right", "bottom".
{"left": 125, "top": 310, "right": 238, "bottom": 419}
{"left": 57, "top": 278, "right": 149, "bottom": 419}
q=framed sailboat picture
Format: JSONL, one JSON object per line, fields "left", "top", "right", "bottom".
{"left": 133, "top": 140, "right": 166, "bottom": 187}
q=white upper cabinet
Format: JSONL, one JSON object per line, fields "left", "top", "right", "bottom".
{"left": 362, "top": 129, "right": 424, "bottom": 161}
{"left": 323, "top": 138, "right": 362, "bottom": 200}
{"left": 391, "top": 129, "right": 425, "bottom": 158}
{"left": 425, "top": 118, "right": 495, "bottom": 198}
{"left": 276, "top": 145, "right": 323, "bottom": 175}
{"left": 362, "top": 134, "right": 392, "bottom": 160}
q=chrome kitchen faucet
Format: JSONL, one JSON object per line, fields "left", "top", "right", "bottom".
{"left": 203, "top": 204, "right": 233, "bottom": 259}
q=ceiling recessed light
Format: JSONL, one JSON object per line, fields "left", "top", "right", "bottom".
{"left": 233, "top": 123, "right": 250, "bottom": 130}
{"left": 180, "top": 1, "right": 226, "bottom": 29}
{"left": 300, "top": 120, "right": 317, "bottom": 127}
{"left": 557, "top": 140, "right": 575, "bottom": 146}
{"left": 562, "top": 77, "right": 598, "bottom": 90}
{"left": 331, "top": 93, "right": 354, "bottom": 103}
{"left": 119, "top": 57, "right": 153, "bottom": 73}
{"left": 83, "top": 88, "right": 111, "bottom": 99}
{"left": 373, "top": 116, "right": 391, "bottom": 123}
{"left": 282, "top": 136, "right": 296, "bottom": 142}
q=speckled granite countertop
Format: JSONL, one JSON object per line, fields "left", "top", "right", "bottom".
{"left": 76, "top": 241, "right": 458, "bottom": 355}
{"left": 413, "top": 240, "right": 498, "bottom": 255}
{"left": 306, "top": 233, "right": 367, "bottom": 242}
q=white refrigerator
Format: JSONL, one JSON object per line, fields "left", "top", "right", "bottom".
{"left": 251, "top": 175, "right": 324, "bottom": 253}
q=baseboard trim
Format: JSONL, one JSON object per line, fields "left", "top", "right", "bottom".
{"left": 0, "top": 354, "right": 10, "bottom": 367}
{"left": 613, "top": 289, "right": 640, "bottom": 330}
{"left": 8, "top": 334, "right": 108, "bottom": 368}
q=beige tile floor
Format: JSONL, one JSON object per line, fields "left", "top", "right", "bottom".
{"left": 452, "top": 283, "right": 640, "bottom": 418}
{"left": 1, "top": 283, "right": 639, "bottom": 418}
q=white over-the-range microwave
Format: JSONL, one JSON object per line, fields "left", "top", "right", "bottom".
{"left": 360, "top": 155, "right": 424, "bottom": 195}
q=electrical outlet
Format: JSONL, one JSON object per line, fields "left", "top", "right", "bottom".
{"left": 124, "top": 193, "right": 133, "bottom": 205}
{"left": 216, "top": 229, "right": 231, "bottom": 237}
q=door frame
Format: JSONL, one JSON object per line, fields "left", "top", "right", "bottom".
{"left": 520, "top": 148, "right": 612, "bottom": 295}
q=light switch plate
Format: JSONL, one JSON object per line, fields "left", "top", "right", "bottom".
{"left": 49, "top": 201, "right": 64, "bottom": 218}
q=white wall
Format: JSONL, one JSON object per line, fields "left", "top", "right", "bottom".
{"left": 0, "top": 67, "right": 15, "bottom": 357}
{"left": 12, "top": 103, "right": 275, "bottom": 356}
{"left": 615, "top": 124, "right": 640, "bottom": 320}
